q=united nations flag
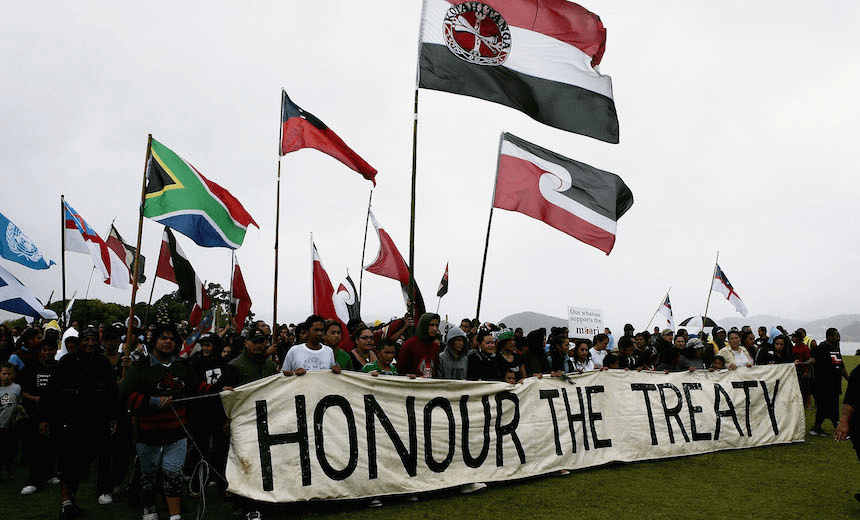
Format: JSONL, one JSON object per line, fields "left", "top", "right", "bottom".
{"left": 0, "top": 211, "right": 55, "bottom": 270}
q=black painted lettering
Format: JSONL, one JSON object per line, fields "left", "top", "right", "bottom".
{"left": 460, "top": 395, "right": 491, "bottom": 468}
{"left": 495, "top": 391, "right": 525, "bottom": 466}
{"left": 759, "top": 379, "right": 781, "bottom": 435}
{"left": 658, "top": 383, "right": 690, "bottom": 444}
{"left": 732, "top": 381, "right": 759, "bottom": 437}
{"left": 256, "top": 397, "right": 310, "bottom": 490}
{"left": 562, "top": 387, "right": 588, "bottom": 452}
{"left": 713, "top": 383, "right": 743, "bottom": 440}
{"left": 631, "top": 383, "right": 659, "bottom": 445}
{"left": 539, "top": 389, "right": 563, "bottom": 455}
{"left": 585, "top": 386, "right": 612, "bottom": 449}
{"left": 682, "top": 383, "right": 711, "bottom": 441}
{"left": 423, "top": 397, "right": 455, "bottom": 473}
{"left": 313, "top": 395, "right": 358, "bottom": 481}
{"left": 364, "top": 395, "right": 417, "bottom": 479}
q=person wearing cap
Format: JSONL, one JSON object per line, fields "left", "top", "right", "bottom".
{"left": 39, "top": 324, "right": 119, "bottom": 519}
{"left": 679, "top": 338, "right": 708, "bottom": 371}
{"left": 708, "top": 327, "right": 728, "bottom": 356}
{"left": 225, "top": 327, "right": 278, "bottom": 386}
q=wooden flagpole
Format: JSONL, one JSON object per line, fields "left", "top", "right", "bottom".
{"left": 357, "top": 189, "right": 373, "bottom": 315}
{"left": 229, "top": 250, "right": 236, "bottom": 329}
{"left": 701, "top": 251, "right": 720, "bottom": 333}
{"left": 60, "top": 195, "right": 67, "bottom": 329}
{"left": 407, "top": 89, "right": 419, "bottom": 320}
{"left": 475, "top": 132, "right": 506, "bottom": 321}
{"left": 646, "top": 286, "right": 671, "bottom": 330}
{"left": 125, "top": 134, "right": 152, "bottom": 355}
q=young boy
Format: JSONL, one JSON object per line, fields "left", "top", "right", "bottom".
{"left": 362, "top": 342, "right": 401, "bottom": 376}
{"left": 0, "top": 362, "right": 23, "bottom": 477}
{"left": 282, "top": 315, "right": 341, "bottom": 376}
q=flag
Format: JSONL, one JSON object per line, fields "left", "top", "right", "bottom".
{"left": 658, "top": 294, "right": 675, "bottom": 331}
{"left": 63, "top": 293, "right": 77, "bottom": 325}
{"left": 144, "top": 137, "right": 258, "bottom": 249}
{"left": 336, "top": 271, "right": 361, "bottom": 322}
{"left": 712, "top": 264, "right": 748, "bottom": 317}
{"left": 364, "top": 211, "right": 426, "bottom": 316}
{"left": 437, "top": 263, "right": 448, "bottom": 298}
{"left": 156, "top": 228, "right": 211, "bottom": 326}
{"left": 0, "top": 264, "right": 58, "bottom": 320}
{"left": 179, "top": 309, "right": 214, "bottom": 358}
{"left": 106, "top": 224, "right": 146, "bottom": 285}
{"left": 280, "top": 90, "right": 377, "bottom": 185}
{"left": 494, "top": 132, "right": 633, "bottom": 254}
{"left": 311, "top": 238, "right": 350, "bottom": 332}
{"left": 418, "top": 0, "right": 618, "bottom": 143}
{"left": 62, "top": 201, "right": 130, "bottom": 290}
{"left": 231, "top": 259, "right": 252, "bottom": 329}
{"left": 0, "top": 211, "right": 54, "bottom": 270}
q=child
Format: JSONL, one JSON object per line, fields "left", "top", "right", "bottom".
{"left": 363, "top": 342, "right": 412, "bottom": 377}
{"left": 0, "top": 362, "right": 23, "bottom": 477}
{"left": 710, "top": 355, "right": 727, "bottom": 371}
{"left": 503, "top": 369, "right": 517, "bottom": 384}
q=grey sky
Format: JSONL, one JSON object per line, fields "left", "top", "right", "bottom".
{"left": 2, "top": 1, "right": 859, "bottom": 333}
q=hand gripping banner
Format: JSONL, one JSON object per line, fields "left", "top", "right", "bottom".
{"left": 220, "top": 365, "right": 804, "bottom": 502}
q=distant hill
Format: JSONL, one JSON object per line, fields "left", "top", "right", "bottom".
{"left": 497, "top": 311, "right": 568, "bottom": 333}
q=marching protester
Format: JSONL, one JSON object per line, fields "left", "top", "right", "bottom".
{"left": 437, "top": 325, "right": 469, "bottom": 379}
{"left": 569, "top": 339, "right": 596, "bottom": 373}
{"left": 322, "top": 320, "right": 353, "bottom": 371}
{"left": 348, "top": 324, "right": 378, "bottom": 371}
{"left": 495, "top": 330, "right": 526, "bottom": 382}
{"left": 467, "top": 330, "right": 498, "bottom": 381}
{"left": 717, "top": 330, "right": 754, "bottom": 369}
{"left": 19, "top": 338, "right": 59, "bottom": 496}
{"left": 809, "top": 328, "right": 849, "bottom": 437}
{"left": 282, "top": 315, "right": 341, "bottom": 376}
{"left": 396, "top": 313, "right": 441, "bottom": 378}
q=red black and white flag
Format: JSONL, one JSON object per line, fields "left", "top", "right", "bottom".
{"left": 494, "top": 132, "right": 633, "bottom": 254}
{"left": 437, "top": 263, "right": 448, "bottom": 298}
{"left": 418, "top": 0, "right": 618, "bottom": 143}
{"left": 336, "top": 271, "right": 362, "bottom": 322}
{"left": 657, "top": 293, "right": 675, "bottom": 330}
{"left": 311, "top": 237, "right": 350, "bottom": 336}
{"left": 63, "top": 200, "right": 130, "bottom": 290}
{"left": 156, "top": 227, "right": 211, "bottom": 326}
{"left": 711, "top": 264, "right": 748, "bottom": 317}
{"left": 364, "top": 210, "right": 426, "bottom": 317}
{"left": 106, "top": 224, "right": 145, "bottom": 286}
{"left": 280, "top": 89, "right": 377, "bottom": 185}
{"left": 231, "top": 258, "right": 252, "bottom": 329}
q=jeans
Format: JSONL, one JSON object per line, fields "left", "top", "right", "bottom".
{"left": 136, "top": 437, "right": 187, "bottom": 506}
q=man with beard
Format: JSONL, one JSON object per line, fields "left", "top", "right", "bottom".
{"left": 40, "top": 326, "right": 118, "bottom": 519}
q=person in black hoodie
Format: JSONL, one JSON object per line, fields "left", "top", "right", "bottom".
{"left": 467, "top": 330, "right": 498, "bottom": 381}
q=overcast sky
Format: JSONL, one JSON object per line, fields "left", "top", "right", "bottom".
{"left": 2, "top": 0, "right": 859, "bottom": 334}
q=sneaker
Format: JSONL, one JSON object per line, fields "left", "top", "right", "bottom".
{"left": 48, "top": 477, "right": 60, "bottom": 485}
{"left": 368, "top": 499, "right": 382, "bottom": 508}
{"left": 20, "top": 485, "right": 37, "bottom": 495}
{"left": 460, "top": 482, "right": 488, "bottom": 494}
{"left": 558, "top": 469, "right": 570, "bottom": 476}
{"left": 245, "top": 511, "right": 263, "bottom": 520}
{"left": 809, "top": 427, "right": 826, "bottom": 436}
{"left": 407, "top": 495, "right": 418, "bottom": 502}
{"left": 142, "top": 508, "right": 159, "bottom": 520}
{"left": 58, "top": 501, "right": 84, "bottom": 520}
{"left": 98, "top": 493, "right": 113, "bottom": 504}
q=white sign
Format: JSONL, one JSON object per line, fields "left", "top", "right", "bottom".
{"left": 221, "top": 366, "right": 805, "bottom": 503}
{"left": 567, "top": 305, "right": 605, "bottom": 338}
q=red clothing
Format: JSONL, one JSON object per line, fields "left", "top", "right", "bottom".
{"left": 397, "top": 337, "right": 440, "bottom": 378}
{"left": 792, "top": 343, "right": 811, "bottom": 362}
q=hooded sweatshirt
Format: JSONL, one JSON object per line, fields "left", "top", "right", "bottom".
{"left": 397, "top": 313, "right": 440, "bottom": 378}
{"left": 438, "top": 326, "right": 469, "bottom": 379}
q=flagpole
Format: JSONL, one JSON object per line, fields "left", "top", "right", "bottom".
{"left": 60, "top": 195, "right": 67, "bottom": 329}
{"left": 358, "top": 189, "right": 373, "bottom": 314}
{"left": 229, "top": 250, "right": 236, "bottom": 330}
{"left": 407, "top": 88, "right": 419, "bottom": 320}
{"left": 125, "top": 134, "right": 152, "bottom": 356}
{"left": 475, "top": 131, "right": 506, "bottom": 321}
{"left": 646, "top": 286, "right": 671, "bottom": 330}
{"left": 701, "top": 251, "right": 719, "bottom": 333}
{"left": 273, "top": 89, "right": 286, "bottom": 331}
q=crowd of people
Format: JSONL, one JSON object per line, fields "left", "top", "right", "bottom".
{"left": 0, "top": 311, "right": 858, "bottom": 518}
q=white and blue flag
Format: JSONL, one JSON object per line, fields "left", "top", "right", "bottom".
{"left": 0, "top": 263, "right": 57, "bottom": 319}
{"left": 0, "top": 211, "right": 54, "bottom": 270}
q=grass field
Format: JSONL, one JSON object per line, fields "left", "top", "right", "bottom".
{"left": 3, "top": 359, "right": 858, "bottom": 520}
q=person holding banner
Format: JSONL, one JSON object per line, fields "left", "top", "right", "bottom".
{"left": 717, "top": 331, "right": 754, "bottom": 369}
{"left": 282, "top": 316, "right": 341, "bottom": 376}
{"left": 467, "top": 331, "right": 498, "bottom": 381}
{"left": 569, "top": 340, "right": 596, "bottom": 373}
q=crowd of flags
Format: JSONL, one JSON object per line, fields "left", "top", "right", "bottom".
{"left": 1, "top": 1, "right": 753, "bottom": 340}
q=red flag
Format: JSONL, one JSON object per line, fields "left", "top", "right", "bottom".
{"left": 280, "top": 90, "right": 377, "bottom": 185}
{"left": 363, "top": 211, "right": 426, "bottom": 316}
{"left": 437, "top": 263, "right": 448, "bottom": 298}
{"left": 155, "top": 228, "right": 210, "bottom": 326}
{"left": 231, "top": 259, "right": 252, "bottom": 329}
{"left": 311, "top": 237, "right": 350, "bottom": 331}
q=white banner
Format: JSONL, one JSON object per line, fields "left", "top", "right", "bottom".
{"left": 567, "top": 305, "right": 604, "bottom": 338}
{"left": 221, "top": 365, "right": 804, "bottom": 502}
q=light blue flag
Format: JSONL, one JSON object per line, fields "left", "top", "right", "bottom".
{"left": 0, "top": 211, "right": 55, "bottom": 270}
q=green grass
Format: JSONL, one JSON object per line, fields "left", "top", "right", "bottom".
{"left": 4, "top": 359, "right": 858, "bottom": 519}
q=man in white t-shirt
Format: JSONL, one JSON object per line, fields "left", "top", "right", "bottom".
{"left": 589, "top": 333, "right": 610, "bottom": 368}
{"left": 282, "top": 315, "right": 342, "bottom": 376}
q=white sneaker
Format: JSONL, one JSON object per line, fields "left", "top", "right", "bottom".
{"left": 460, "top": 482, "right": 487, "bottom": 494}
{"left": 245, "top": 511, "right": 263, "bottom": 520}
{"left": 368, "top": 499, "right": 382, "bottom": 508}
{"left": 20, "top": 485, "right": 37, "bottom": 495}
{"left": 558, "top": 469, "right": 570, "bottom": 476}
{"left": 48, "top": 477, "right": 60, "bottom": 485}
{"left": 142, "top": 508, "right": 159, "bottom": 520}
{"left": 98, "top": 493, "right": 113, "bottom": 505}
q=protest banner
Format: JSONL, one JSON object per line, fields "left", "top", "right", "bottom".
{"left": 220, "top": 365, "right": 804, "bottom": 502}
{"left": 567, "top": 305, "right": 605, "bottom": 338}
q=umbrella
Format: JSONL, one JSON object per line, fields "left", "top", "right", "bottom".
{"left": 679, "top": 316, "right": 719, "bottom": 328}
